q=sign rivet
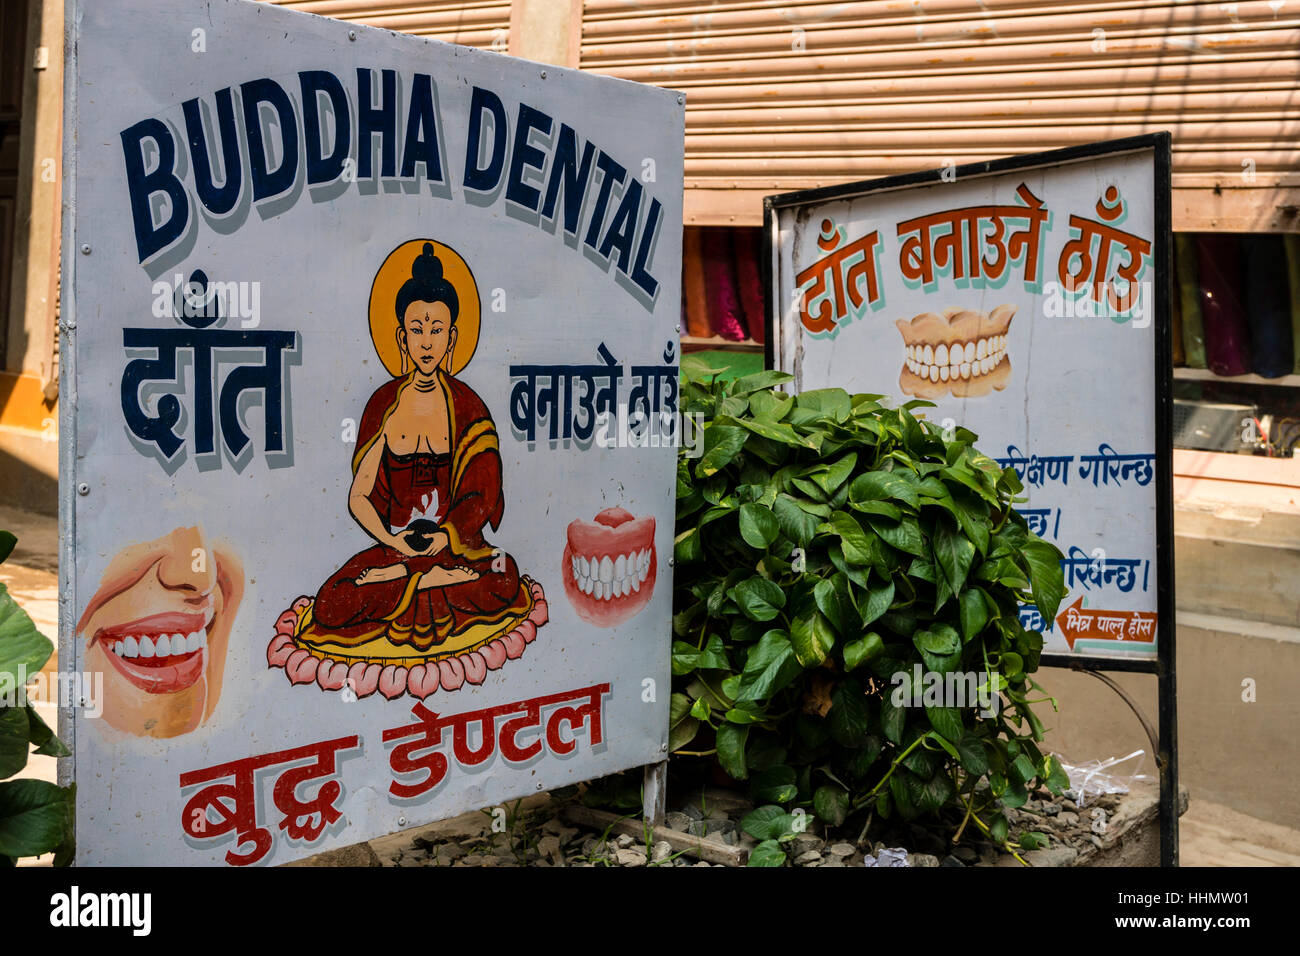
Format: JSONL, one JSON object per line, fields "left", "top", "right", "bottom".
{"left": 660, "top": 743, "right": 668, "bottom": 752}
{"left": 540, "top": 70, "right": 547, "bottom": 79}
{"left": 77, "top": 482, "right": 89, "bottom": 496}
{"left": 348, "top": 30, "right": 357, "bottom": 41}
{"left": 677, "top": 96, "right": 684, "bottom": 105}
{"left": 80, "top": 244, "right": 91, "bottom": 255}
{"left": 398, "top": 816, "right": 406, "bottom": 826}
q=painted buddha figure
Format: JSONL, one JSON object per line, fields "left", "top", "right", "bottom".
{"left": 270, "top": 242, "right": 547, "bottom": 700}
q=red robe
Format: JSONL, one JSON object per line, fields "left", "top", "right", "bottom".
{"left": 303, "top": 369, "right": 533, "bottom": 652}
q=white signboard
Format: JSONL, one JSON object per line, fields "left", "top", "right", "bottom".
{"left": 768, "top": 139, "right": 1171, "bottom": 662}
{"left": 62, "top": 0, "right": 683, "bottom": 865}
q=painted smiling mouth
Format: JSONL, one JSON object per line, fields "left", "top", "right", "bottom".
{"left": 93, "top": 609, "right": 214, "bottom": 695}
{"left": 562, "top": 507, "right": 656, "bottom": 627}
{"left": 895, "top": 304, "right": 1014, "bottom": 399}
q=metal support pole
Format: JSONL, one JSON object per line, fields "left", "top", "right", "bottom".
{"left": 642, "top": 760, "right": 667, "bottom": 826}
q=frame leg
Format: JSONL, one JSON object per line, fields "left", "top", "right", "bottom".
{"left": 642, "top": 760, "right": 667, "bottom": 826}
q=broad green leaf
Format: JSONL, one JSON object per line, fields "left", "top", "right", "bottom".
{"left": 813, "top": 785, "right": 850, "bottom": 826}
{"left": 858, "top": 579, "right": 894, "bottom": 627}
{"left": 849, "top": 471, "right": 919, "bottom": 509}
{"left": 669, "top": 692, "right": 693, "bottom": 724}
{"left": 668, "top": 716, "right": 700, "bottom": 752}
{"left": 913, "top": 624, "right": 960, "bottom": 657}
{"left": 823, "top": 511, "right": 875, "bottom": 567}
{"left": 868, "top": 516, "right": 927, "bottom": 558}
{"left": 932, "top": 517, "right": 976, "bottom": 594}
{"left": 0, "top": 779, "right": 73, "bottom": 858}
{"left": 842, "top": 632, "right": 883, "bottom": 672}
{"left": 0, "top": 584, "right": 52, "bottom": 682}
{"left": 741, "top": 805, "right": 796, "bottom": 840}
{"left": 25, "top": 705, "right": 68, "bottom": 759}
{"left": 716, "top": 723, "right": 749, "bottom": 780}
{"left": 738, "top": 503, "right": 780, "bottom": 549}
{"left": 751, "top": 765, "right": 798, "bottom": 804}
{"left": 989, "top": 813, "right": 1009, "bottom": 844}
{"left": 736, "top": 630, "right": 801, "bottom": 701}
{"left": 880, "top": 694, "right": 906, "bottom": 745}
{"left": 747, "top": 839, "right": 787, "bottom": 867}
{"left": 1010, "top": 753, "right": 1037, "bottom": 786}
{"left": 0, "top": 532, "right": 16, "bottom": 565}
{"left": 689, "top": 697, "right": 711, "bottom": 721}
{"left": 1019, "top": 831, "right": 1048, "bottom": 850}
{"left": 729, "top": 576, "right": 786, "bottom": 622}
{"left": 828, "top": 680, "right": 871, "bottom": 747}
{"left": 958, "top": 587, "right": 990, "bottom": 642}
{"left": 732, "top": 370, "right": 795, "bottom": 395}
{"left": 1022, "top": 537, "right": 1066, "bottom": 621}
{"left": 671, "top": 635, "right": 729, "bottom": 675}
{"left": 813, "top": 575, "right": 856, "bottom": 637}
{"left": 956, "top": 735, "right": 989, "bottom": 775}
{"left": 1042, "top": 754, "right": 1070, "bottom": 795}
{"left": 789, "top": 611, "right": 834, "bottom": 668}
{"left": 925, "top": 705, "right": 964, "bottom": 743}
{"left": 749, "top": 389, "right": 794, "bottom": 422}
{"left": 772, "top": 494, "right": 820, "bottom": 546}
{"left": 697, "top": 424, "right": 748, "bottom": 476}
{"left": 0, "top": 707, "right": 30, "bottom": 779}
{"left": 674, "top": 527, "right": 703, "bottom": 564}
{"left": 916, "top": 772, "right": 956, "bottom": 813}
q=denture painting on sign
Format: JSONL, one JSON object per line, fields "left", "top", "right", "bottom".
{"left": 769, "top": 141, "right": 1167, "bottom": 660}
{"left": 62, "top": 0, "right": 683, "bottom": 865}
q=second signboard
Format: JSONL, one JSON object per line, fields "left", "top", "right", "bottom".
{"left": 766, "top": 137, "right": 1172, "bottom": 663}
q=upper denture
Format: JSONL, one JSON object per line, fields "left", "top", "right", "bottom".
{"left": 566, "top": 508, "right": 656, "bottom": 602}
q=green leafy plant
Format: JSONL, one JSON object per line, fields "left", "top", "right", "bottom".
{"left": 0, "top": 530, "right": 75, "bottom": 866}
{"left": 672, "top": 359, "right": 1068, "bottom": 866}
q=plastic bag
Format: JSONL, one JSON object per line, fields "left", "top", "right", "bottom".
{"left": 1056, "top": 749, "right": 1151, "bottom": 808}
{"left": 862, "top": 847, "right": 910, "bottom": 868}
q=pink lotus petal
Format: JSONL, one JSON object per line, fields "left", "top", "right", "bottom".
{"left": 288, "top": 653, "right": 319, "bottom": 685}
{"left": 437, "top": 656, "right": 465, "bottom": 691}
{"left": 501, "top": 630, "right": 526, "bottom": 660}
{"left": 406, "top": 664, "right": 436, "bottom": 700}
{"left": 378, "top": 665, "right": 409, "bottom": 700}
{"left": 275, "top": 611, "right": 298, "bottom": 636}
{"left": 531, "top": 600, "right": 549, "bottom": 627}
{"left": 292, "top": 596, "right": 313, "bottom": 612}
{"left": 267, "top": 635, "right": 295, "bottom": 667}
{"left": 516, "top": 620, "right": 538, "bottom": 644}
{"left": 461, "top": 651, "right": 487, "bottom": 685}
{"left": 481, "top": 640, "right": 507, "bottom": 671}
{"left": 317, "top": 659, "right": 347, "bottom": 691}
{"left": 350, "top": 662, "right": 381, "bottom": 698}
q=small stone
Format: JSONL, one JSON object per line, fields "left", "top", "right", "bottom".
{"left": 822, "top": 856, "right": 844, "bottom": 867}
{"left": 827, "top": 842, "right": 856, "bottom": 858}
{"left": 1024, "top": 846, "right": 1078, "bottom": 867}
{"left": 686, "top": 819, "right": 708, "bottom": 837}
{"left": 940, "top": 855, "right": 965, "bottom": 867}
{"left": 908, "top": 853, "right": 941, "bottom": 867}
{"left": 581, "top": 838, "right": 599, "bottom": 856}
{"left": 651, "top": 841, "right": 673, "bottom": 863}
{"left": 721, "top": 831, "right": 737, "bottom": 846}
{"left": 1063, "top": 799, "right": 1078, "bottom": 811}
{"left": 1087, "top": 834, "right": 1104, "bottom": 849}
{"left": 693, "top": 860, "right": 711, "bottom": 867}
{"left": 665, "top": 812, "right": 692, "bottom": 833}
{"left": 537, "top": 835, "right": 563, "bottom": 863}
{"left": 789, "top": 834, "right": 825, "bottom": 856}
{"left": 615, "top": 847, "right": 646, "bottom": 867}
{"left": 682, "top": 805, "right": 704, "bottom": 821}
{"left": 793, "top": 850, "right": 823, "bottom": 865}
{"left": 1041, "top": 803, "right": 1060, "bottom": 817}
{"left": 953, "top": 846, "right": 977, "bottom": 864}
{"left": 615, "top": 833, "right": 635, "bottom": 849}
{"left": 1058, "top": 811, "right": 1080, "bottom": 827}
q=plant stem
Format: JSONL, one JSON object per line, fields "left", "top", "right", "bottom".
{"left": 675, "top": 748, "right": 717, "bottom": 757}
{"left": 851, "top": 735, "right": 927, "bottom": 810}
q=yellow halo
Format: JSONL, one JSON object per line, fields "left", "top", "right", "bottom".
{"left": 368, "top": 239, "right": 481, "bottom": 377}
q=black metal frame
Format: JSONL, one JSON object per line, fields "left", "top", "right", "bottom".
{"left": 761, "top": 134, "right": 1178, "bottom": 866}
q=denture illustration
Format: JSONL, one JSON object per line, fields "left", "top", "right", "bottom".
{"left": 895, "top": 304, "right": 1014, "bottom": 399}
{"left": 562, "top": 507, "right": 656, "bottom": 627}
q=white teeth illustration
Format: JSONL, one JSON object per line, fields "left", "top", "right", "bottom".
{"left": 935, "top": 344, "right": 948, "bottom": 366}
{"left": 570, "top": 546, "right": 654, "bottom": 601}
{"left": 113, "top": 641, "right": 124, "bottom": 656}
{"left": 185, "top": 630, "right": 203, "bottom": 653}
{"left": 123, "top": 636, "right": 139, "bottom": 658}
{"left": 139, "top": 635, "right": 155, "bottom": 658}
